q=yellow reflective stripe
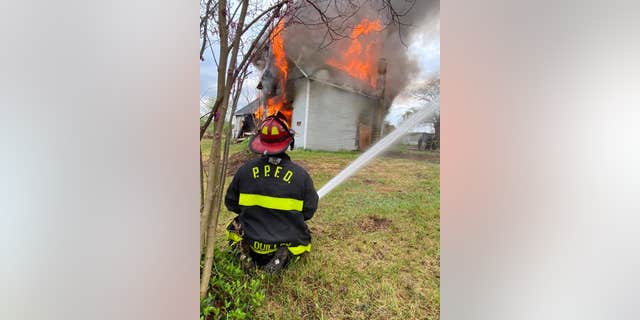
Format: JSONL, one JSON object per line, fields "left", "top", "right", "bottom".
{"left": 249, "top": 244, "right": 311, "bottom": 255}
{"left": 271, "top": 126, "right": 279, "bottom": 135}
{"left": 287, "top": 243, "right": 311, "bottom": 255}
{"left": 239, "top": 193, "right": 303, "bottom": 211}
{"left": 225, "top": 220, "right": 243, "bottom": 243}
{"left": 226, "top": 229, "right": 243, "bottom": 243}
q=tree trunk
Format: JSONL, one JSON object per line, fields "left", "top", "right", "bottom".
{"left": 200, "top": 146, "right": 204, "bottom": 211}
{"left": 200, "top": 115, "right": 226, "bottom": 298}
{"left": 200, "top": 0, "right": 230, "bottom": 251}
{"left": 199, "top": 0, "right": 230, "bottom": 299}
{"left": 216, "top": 71, "right": 248, "bottom": 213}
{"left": 200, "top": 0, "right": 249, "bottom": 300}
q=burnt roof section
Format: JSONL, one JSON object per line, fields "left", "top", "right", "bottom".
{"left": 289, "top": 58, "right": 384, "bottom": 100}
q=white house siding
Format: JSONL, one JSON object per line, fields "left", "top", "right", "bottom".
{"left": 305, "top": 81, "right": 377, "bottom": 151}
{"left": 290, "top": 78, "right": 309, "bottom": 149}
{"left": 232, "top": 115, "right": 242, "bottom": 139}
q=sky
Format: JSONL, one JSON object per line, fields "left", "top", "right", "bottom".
{"left": 385, "top": 16, "right": 440, "bottom": 125}
{"left": 200, "top": 16, "right": 440, "bottom": 125}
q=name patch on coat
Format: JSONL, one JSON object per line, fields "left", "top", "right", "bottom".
{"left": 252, "top": 165, "right": 293, "bottom": 183}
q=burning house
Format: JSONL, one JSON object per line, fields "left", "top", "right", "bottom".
{"left": 285, "top": 58, "right": 389, "bottom": 151}
{"left": 232, "top": 99, "right": 259, "bottom": 141}
{"left": 236, "top": 16, "right": 413, "bottom": 151}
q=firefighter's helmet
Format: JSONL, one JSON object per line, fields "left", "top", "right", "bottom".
{"left": 249, "top": 115, "right": 294, "bottom": 155}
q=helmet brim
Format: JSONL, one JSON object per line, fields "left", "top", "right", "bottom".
{"left": 249, "top": 134, "right": 292, "bottom": 155}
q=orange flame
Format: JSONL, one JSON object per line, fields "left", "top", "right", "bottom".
{"left": 326, "top": 18, "right": 383, "bottom": 88}
{"left": 255, "top": 103, "right": 264, "bottom": 120}
{"left": 255, "top": 20, "right": 292, "bottom": 126}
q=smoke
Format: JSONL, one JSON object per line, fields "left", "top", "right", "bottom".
{"left": 281, "top": 0, "right": 440, "bottom": 102}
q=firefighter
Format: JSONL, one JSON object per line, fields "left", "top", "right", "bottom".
{"left": 224, "top": 114, "right": 319, "bottom": 274}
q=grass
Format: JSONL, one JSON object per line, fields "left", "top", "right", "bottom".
{"left": 200, "top": 138, "right": 247, "bottom": 163}
{"left": 202, "top": 139, "right": 440, "bottom": 319}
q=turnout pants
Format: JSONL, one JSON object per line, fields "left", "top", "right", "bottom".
{"left": 225, "top": 217, "right": 309, "bottom": 267}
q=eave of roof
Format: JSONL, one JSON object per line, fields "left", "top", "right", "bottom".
{"left": 235, "top": 98, "right": 260, "bottom": 115}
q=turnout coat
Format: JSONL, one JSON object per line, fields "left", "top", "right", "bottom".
{"left": 224, "top": 153, "right": 319, "bottom": 255}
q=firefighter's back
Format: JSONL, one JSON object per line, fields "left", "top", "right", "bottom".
{"left": 233, "top": 155, "right": 313, "bottom": 248}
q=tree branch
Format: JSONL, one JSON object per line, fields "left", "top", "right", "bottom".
{"left": 200, "top": 97, "right": 222, "bottom": 140}
{"left": 199, "top": 0, "right": 215, "bottom": 60}
{"left": 241, "top": 1, "right": 287, "bottom": 36}
{"left": 231, "top": 14, "right": 281, "bottom": 84}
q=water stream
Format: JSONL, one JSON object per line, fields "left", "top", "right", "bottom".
{"left": 317, "top": 103, "right": 438, "bottom": 199}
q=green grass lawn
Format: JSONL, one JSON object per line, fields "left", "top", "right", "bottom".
{"left": 203, "top": 139, "right": 440, "bottom": 319}
{"left": 200, "top": 138, "right": 247, "bottom": 162}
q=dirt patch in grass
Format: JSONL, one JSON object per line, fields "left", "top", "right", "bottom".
{"left": 360, "top": 215, "right": 392, "bottom": 232}
{"left": 225, "top": 151, "right": 259, "bottom": 176}
{"left": 309, "top": 224, "right": 327, "bottom": 235}
{"left": 352, "top": 176, "right": 404, "bottom": 193}
{"left": 202, "top": 149, "right": 258, "bottom": 176}
{"left": 361, "top": 178, "right": 375, "bottom": 185}
{"left": 293, "top": 160, "right": 311, "bottom": 171}
{"left": 382, "top": 150, "right": 440, "bottom": 163}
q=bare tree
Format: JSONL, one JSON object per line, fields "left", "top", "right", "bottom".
{"left": 412, "top": 75, "right": 439, "bottom": 103}
{"left": 403, "top": 76, "right": 439, "bottom": 117}
{"left": 403, "top": 75, "right": 439, "bottom": 150}
{"left": 199, "top": 0, "right": 291, "bottom": 299}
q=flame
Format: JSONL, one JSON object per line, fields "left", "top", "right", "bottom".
{"left": 255, "top": 103, "right": 264, "bottom": 120}
{"left": 255, "top": 20, "right": 292, "bottom": 126}
{"left": 326, "top": 18, "right": 383, "bottom": 88}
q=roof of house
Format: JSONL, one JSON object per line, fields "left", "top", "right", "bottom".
{"left": 235, "top": 98, "right": 260, "bottom": 116}
{"left": 290, "top": 59, "right": 383, "bottom": 100}
{"left": 235, "top": 57, "right": 383, "bottom": 117}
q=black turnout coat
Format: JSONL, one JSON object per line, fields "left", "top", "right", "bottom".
{"left": 225, "top": 153, "right": 319, "bottom": 248}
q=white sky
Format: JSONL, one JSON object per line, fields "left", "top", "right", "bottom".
{"left": 386, "top": 16, "right": 440, "bottom": 125}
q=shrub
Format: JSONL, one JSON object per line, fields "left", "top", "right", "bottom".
{"left": 200, "top": 247, "right": 266, "bottom": 320}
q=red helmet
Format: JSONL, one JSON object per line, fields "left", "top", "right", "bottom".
{"left": 249, "top": 116, "right": 294, "bottom": 155}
